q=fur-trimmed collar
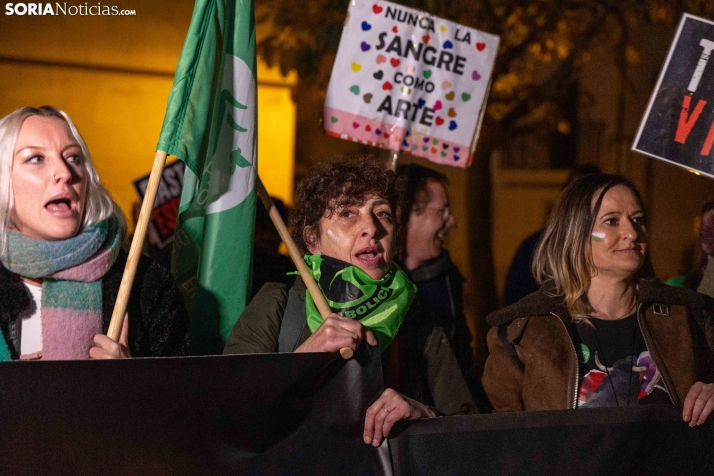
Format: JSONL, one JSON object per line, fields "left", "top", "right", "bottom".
{"left": 0, "top": 264, "right": 32, "bottom": 323}
{"left": 487, "top": 280, "right": 709, "bottom": 327}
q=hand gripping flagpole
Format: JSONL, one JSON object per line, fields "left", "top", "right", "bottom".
{"left": 107, "top": 150, "right": 168, "bottom": 341}
{"left": 256, "top": 176, "right": 353, "bottom": 360}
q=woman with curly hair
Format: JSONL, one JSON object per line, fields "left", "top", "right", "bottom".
{"left": 483, "top": 173, "right": 714, "bottom": 426}
{"left": 225, "top": 157, "right": 475, "bottom": 446}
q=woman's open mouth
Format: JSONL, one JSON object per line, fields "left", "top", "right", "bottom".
{"left": 355, "top": 246, "right": 384, "bottom": 267}
{"left": 44, "top": 194, "right": 75, "bottom": 217}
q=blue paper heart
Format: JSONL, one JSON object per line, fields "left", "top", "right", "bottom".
{"left": 402, "top": 140, "right": 409, "bottom": 147}
{"left": 443, "top": 40, "right": 453, "bottom": 49}
{"left": 417, "top": 98, "right": 426, "bottom": 108}
{"left": 453, "top": 146, "right": 460, "bottom": 152}
{"left": 375, "top": 128, "right": 382, "bottom": 135}
{"left": 423, "top": 137, "right": 430, "bottom": 143}
{"left": 453, "top": 155, "right": 460, "bottom": 161}
{"left": 361, "top": 21, "right": 371, "bottom": 31}
{"left": 361, "top": 41, "right": 371, "bottom": 52}
{"left": 448, "top": 120, "right": 457, "bottom": 130}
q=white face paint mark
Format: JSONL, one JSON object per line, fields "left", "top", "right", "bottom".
{"left": 326, "top": 229, "right": 339, "bottom": 244}
{"left": 591, "top": 231, "right": 606, "bottom": 242}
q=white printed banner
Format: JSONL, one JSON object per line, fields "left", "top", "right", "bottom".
{"left": 324, "top": 0, "right": 499, "bottom": 167}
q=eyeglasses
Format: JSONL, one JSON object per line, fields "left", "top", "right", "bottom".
{"left": 425, "top": 206, "right": 450, "bottom": 221}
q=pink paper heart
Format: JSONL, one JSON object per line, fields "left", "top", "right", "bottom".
{"left": 441, "top": 80, "right": 452, "bottom": 90}
{"left": 433, "top": 100, "right": 443, "bottom": 111}
{"left": 376, "top": 54, "right": 386, "bottom": 64}
{"left": 406, "top": 65, "right": 416, "bottom": 75}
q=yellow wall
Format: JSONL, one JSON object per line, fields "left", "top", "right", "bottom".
{"left": 0, "top": 2, "right": 296, "bottom": 230}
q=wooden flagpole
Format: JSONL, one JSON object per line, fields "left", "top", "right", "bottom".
{"left": 107, "top": 150, "right": 168, "bottom": 341}
{"left": 256, "top": 176, "right": 353, "bottom": 359}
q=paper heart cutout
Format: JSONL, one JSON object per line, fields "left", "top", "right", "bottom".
{"left": 349, "top": 85, "right": 360, "bottom": 95}
{"left": 441, "top": 151, "right": 447, "bottom": 157}
{"left": 373, "top": 70, "right": 384, "bottom": 80}
{"left": 417, "top": 98, "right": 426, "bottom": 108}
{"left": 352, "top": 122, "right": 359, "bottom": 128}
{"left": 422, "top": 35, "right": 430, "bottom": 44}
{"left": 453, "top": 147, "right": 460, "bottom": 152}
{"left": 372, "top": 4, "right": 383, "bottom": 14}
{"left": 423, "top": 137, "right": 430, "bottom": 143}
{"left": 361, "top": 21, "right": 372, "bottom": 31}
{"left": 433, "top": 100, "right": 442, "bottom": 110}
{"left": 422, "top": 145, "right": 428, "bottom": 151}
{"left": 448, "top": 108, "right": 457, "bottom": 117}
{"left": 390, "top": 58, "right": 400, "bottom": 67}
{"left": 441, "top": 80, "right": 452, "bottom": 90}
{"left": 360, "top": 42, "right": 371, "bottom": 52}
{"left": 383, "top": 132, "right": 390, "bottom": 139}
{"left": 445, "top": 91, "right": 455, "bottom": 100}
{"left": 375, "top": 128, "right": 382, "bottom": 135}
{"left": 440, "top": 25, "right": 447, "bottom": 32}
{"left": 365, "top": 125, "right": 371, "bottom": 131}
{"left": 351, "top": 62, "right": 362, "bottom": 72}
{"left": 363, "top": 93, "right": 373, "bottom": 103}
{"left": 392, "top": 26, "right": 398, "bottom": 33}
{"left": 443, "top": 40, "right": 453, "bottom": 49}
{"left": 432, "top": 139, "right": 439, "bottom": 145}
{"left": 376, "top": 54, "right": 386, "bottom": 64}
{"left": 382, "top": 81, "right": 392, "bottom": 91}
{"left": 476, "top": 42, "right": 486, "bottom": 51}
{"left": 454, "top": 155, "right": 460, "bottom": 161}
{"left": 461, "top": 92, "right": 471, "bottom": 102}
{"left": 330, "top": 117, "right": 338, "bottom": 123}
{"left": 423, "top": 70, "right": 432, "bottom": 79}
{"left": 472, "top": 70, "right": 481, "bottom": 81}
{"left": 448, "top": 120, "right": 457, "bottom": 130}
{"left": 442, "top": 143, "right": 449, "bottom": 149}
{"left": 431, "top": 147, "right": 437, "bottom": 153}
{"left": 411, "top": 144, "right": 418, "bottom": 150}
{"left": 435, "top": 116, "right": 444, "bottom": 126}
{"left": 406, "top": 65, "right": 416, "bottom": 75}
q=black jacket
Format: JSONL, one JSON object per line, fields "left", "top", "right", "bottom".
{"left": 0, "top": 251, "right": 191, "bottom": 358}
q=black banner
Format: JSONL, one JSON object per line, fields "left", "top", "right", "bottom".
{"left": 0, "top": 346, "right": 387, "bottom": 475}
{"left": 633, "top": 14, "right": 714, "bottom": 177}
{"left": 390, "top": 405, "right": 714, "bottom": 475}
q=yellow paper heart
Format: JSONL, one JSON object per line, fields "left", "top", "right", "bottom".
{"left": 445, "top": 91, "right": 455, "bottom": 100}
{"left": 351, "top": 62, "right": 362, "bottom": 72}
{"left": 440, "top": 25, "right": 447, "bottom": 32}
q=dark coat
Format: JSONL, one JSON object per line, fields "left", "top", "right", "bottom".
{"left": 482, "top": 281, "right": 714, "bottom": 411}
{"left": 0, "top": 251, "right": 191, "bottom": 358}
{"left": 224, "top": 276, "right": 477, "bottom": 416}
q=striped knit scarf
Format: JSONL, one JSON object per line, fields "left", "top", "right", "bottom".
{"left": 0, "top": 218, "right": 121, "bottom": 361}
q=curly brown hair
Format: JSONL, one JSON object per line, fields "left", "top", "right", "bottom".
{"left": 290, "top": 157, "right": 399, "bottom": 253}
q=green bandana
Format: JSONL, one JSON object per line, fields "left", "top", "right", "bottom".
{"left": 302, "top": 254, "right": 416, "bottom": 351}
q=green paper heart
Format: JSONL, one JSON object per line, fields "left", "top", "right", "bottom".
{"left": 350, "top": 85, "right": 360, "bottom": 95}
{"left": 432, "top": 139, "right": 439, "bottom": 145}
{"left": 461, "top": 92, "right": 471, "bottom": 102}
{"left": 423, "top": 70, "right": 432, "bottom": 79}
{"left": 330, "top": 117, "right": 338, "bottom": 123}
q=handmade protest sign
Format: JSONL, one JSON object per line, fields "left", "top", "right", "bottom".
{"left": 633, "top": 14, "right": 714, "bottom": 177}
{"left": 132, "top": 159, "right": 184, "bottom": 248}
{"left": 323, "top": 0, "right": 499, "bottom": 168}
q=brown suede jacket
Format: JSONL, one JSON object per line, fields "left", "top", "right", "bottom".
{"left": 483, "top": 281, "right": 714, "bottom": 412}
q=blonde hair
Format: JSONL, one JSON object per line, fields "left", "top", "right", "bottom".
{"left": 532, "top": 174, "right": 653, "bottom": 321}
{"left": 0, "top": 106, "right": 125, "bottom": 253}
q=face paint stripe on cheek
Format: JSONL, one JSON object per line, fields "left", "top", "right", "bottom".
{"left": 591, "top": 231, "right": 606, "bottom": 242}
{"left": 326, "top": 229, "right": 339, "bottom": 244}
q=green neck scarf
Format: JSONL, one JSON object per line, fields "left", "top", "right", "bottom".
{"left": 302, "top": 254, "right": 416, "bottom": 351}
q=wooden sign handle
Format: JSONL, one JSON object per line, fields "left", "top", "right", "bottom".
{"left": 107, "top": 150, "right": 168, "bottom": 341}
{"left": 256, "top": 177, "right": 353, "bottom": 359}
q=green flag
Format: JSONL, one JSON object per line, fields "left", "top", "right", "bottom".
{"left": 157, "top": 0, "right": 257, "bottom": 354}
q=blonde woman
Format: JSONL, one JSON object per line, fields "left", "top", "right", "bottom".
{"left": 0, "top": 106, "right": 189, "bottom": 360}
{"left": 483, "top": 174, "right": 714, "bottom": 426}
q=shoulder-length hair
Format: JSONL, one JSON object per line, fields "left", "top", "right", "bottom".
{"left": 0, "top": 106, "right": 125, "bottom": 253}
{"left": 532, "top": 173, "right": 654, "bottom": 321}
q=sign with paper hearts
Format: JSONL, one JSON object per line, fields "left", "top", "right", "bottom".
{"left": 323, "top": 0, "right": 499, "bottom": 167}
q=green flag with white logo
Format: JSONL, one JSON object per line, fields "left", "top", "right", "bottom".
{"left": 157, "top": 0, "right": 256, "bottom": 354}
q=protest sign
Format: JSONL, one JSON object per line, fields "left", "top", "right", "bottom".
{"left": 323, "top": 0, "right": 499, "bottom": 167}
{"left": 132, "top": 159, "right": 185, "bottom": 248}
{"left": 633, "top": 14, "right": 714, "bottom": 177}
{"left": 0, "top": 346, "right": 387, "bottom": 475}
